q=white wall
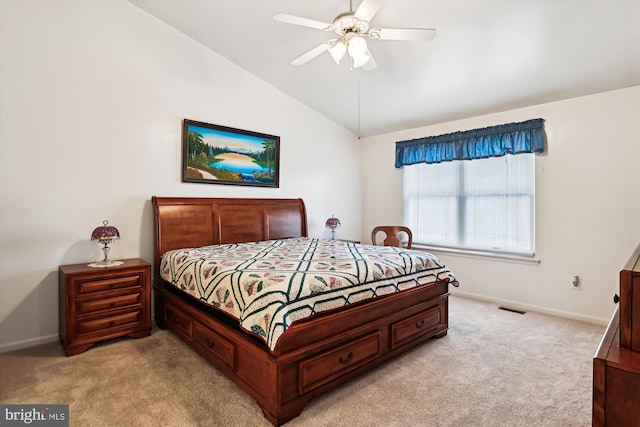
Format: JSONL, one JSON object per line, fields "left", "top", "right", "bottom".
{"left": 361, "top": 87, "right": 640, "bottom": 324}
{"left": 0, "top": 1, "right": 362, "bottom": 351}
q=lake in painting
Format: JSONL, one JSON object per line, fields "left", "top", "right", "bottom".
{"left": 211, "top": 153, "right": 267, "bottom": 175}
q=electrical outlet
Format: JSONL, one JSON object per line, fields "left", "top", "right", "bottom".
{"left": 572, "top": 275, "right": 581, "bottom": 290}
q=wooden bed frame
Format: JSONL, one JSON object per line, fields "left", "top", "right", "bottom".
{"left": 152, "top": 196, "right": 450, "bottom": 426}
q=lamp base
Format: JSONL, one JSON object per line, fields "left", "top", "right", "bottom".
{"left": 88, "top": 260, "right": 124, "bottom": 268}
{"left": 88, "top": 243, "right": 123, "bottom": 268}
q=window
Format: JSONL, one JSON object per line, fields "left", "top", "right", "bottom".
{"left": 403, "top": 153, "right": 535, "bottom": 256}
{"left": 395, "top": 118, "right": 544, "bottom": 256}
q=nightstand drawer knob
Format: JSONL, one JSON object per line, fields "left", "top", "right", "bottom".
{"left": 109, "top": 283, "right": 115, "bottom": 288}
{"left": 109, "top": 302, "right": 116, "bottom": 307}
{"left": 108, "top": 320, "right": 115, "bottom": 326}
{"left": 206, "top": 338, "right": 215, "bottom": 348}
{"left": 415, "top": 320, "right": 425, "bottom": 329}
{"left": 172, "top": 315, "right": 180, "bottom": 325}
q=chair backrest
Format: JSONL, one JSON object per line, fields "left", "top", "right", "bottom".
{"left": 371, "top": 226, "right": 413, "bottom": 249}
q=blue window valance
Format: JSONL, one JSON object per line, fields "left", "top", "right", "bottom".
{"left": 395, "top": 118, "right": 545, "bottom": 168}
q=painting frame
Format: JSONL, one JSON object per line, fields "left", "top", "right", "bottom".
{"left": 182, "top": 119, "right": 280, "bottom": 188}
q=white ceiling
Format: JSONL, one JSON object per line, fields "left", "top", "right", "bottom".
{"left": 129, "top": 0, "right": 640, "bottom": 137}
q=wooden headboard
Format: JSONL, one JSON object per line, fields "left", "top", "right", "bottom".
{"left": 151, "top": 196, "right": 308, "bottom": 271}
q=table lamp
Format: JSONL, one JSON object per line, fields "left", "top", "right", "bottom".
{"left": 89, "top": 220, "right": 123, "bottom": 267}
{"left": 325, "top": 215, "right": 341, "bottom": 240}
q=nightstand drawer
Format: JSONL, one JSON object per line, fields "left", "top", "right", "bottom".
{"left": 77, "top": 293, "right": 142, "bottom": 315}
{"left": 78, "top": 275, "right": 141, "bottom": 295}
{"left": 77, "top": 310, "right": 142, "bottom": 335}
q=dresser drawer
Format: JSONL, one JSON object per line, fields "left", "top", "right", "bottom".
{"left": 193, "top": 322, "right": 235, "bottom": 370}
{"left": 77, "top": 293, "right": 142, "bottom": 315}
{"left": 391, "top": 304, "right": 442, "bottom": 349}
{"left": 77, "top": 310, "right": 142, "bottom": 335}
{"left": 298, "top": 332, "right": 381, "bottom": 394}
{"left": 77, "top": 275, "right": 141, "bottom": 295}
{"left": 165, "top": 302, "right": 193, "bottom": 340}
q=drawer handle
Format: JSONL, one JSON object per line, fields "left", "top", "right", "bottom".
{"left": 205, "top": 338, "right": 215, "bottom": 349}
{"left": 415, "top": 320, "right": 425, "bottom": 329}
{"left": 108, "top": 320, "right": 115, "bottom": 326}
{"left": 109, "top": 302, "right": 116, "bottom": 307}
{"left": 109, "top": 283, "right": 115, "bottom": 288}
{"left": 171, "top": 315, "right": 180, "bottom": 325}
{"left": 338, "top": 352, "right": 353, "bottom": 364}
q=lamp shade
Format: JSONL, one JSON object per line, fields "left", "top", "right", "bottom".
{"left": 91, "top": 220, "right": 120, "bottom": 243}
{"left": 325, "top": 216, "right": 341, "bottom": 230}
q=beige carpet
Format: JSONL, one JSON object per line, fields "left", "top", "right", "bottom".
{"left": 0, "top": 296, "right": 604, "bottom": 427}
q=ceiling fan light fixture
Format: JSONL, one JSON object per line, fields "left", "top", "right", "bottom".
{"left": 329, "top": 42, "right": 347, "bottom": 65}
{"left": 347, "top": 36, "right": 370, "bottom": 68}
{"left": 351, "top": 52, "right": 370, "bottom": 69}
{"left": 347, "top": 36, "right": 367, "bottom": 56}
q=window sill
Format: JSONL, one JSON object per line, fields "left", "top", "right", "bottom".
{"left": 413, "top": 244, "right": 540, "bottom": 266}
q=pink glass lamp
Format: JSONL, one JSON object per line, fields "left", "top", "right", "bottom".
{"left": 325, "top": 215, "right": 341, "bottom": 240}
{"left": 89, "top": 220, "right": 123, "bottom": 267}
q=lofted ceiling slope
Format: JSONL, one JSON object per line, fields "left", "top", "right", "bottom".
{"left": 130, "top": 0, "right": 640, "bottom": 137}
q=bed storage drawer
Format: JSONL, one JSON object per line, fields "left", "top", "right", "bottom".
{"left": 193, "top": 322, "right": 235, "bottom": 370}
{"left": 165, "top": 301, "right": 193, "bottom": 340}
{"left": 298, "top": 332, "right": 381, "bottom": 394}
{"left": 391, "top": 304, "right": 442, "bottom": 349}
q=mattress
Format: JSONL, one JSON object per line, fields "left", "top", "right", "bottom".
{"left": 160, "top": 237, "right": 458, "bottom": 350}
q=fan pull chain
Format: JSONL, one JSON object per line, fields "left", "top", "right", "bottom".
{"left": 357, "top": 72, "right": 361, "bottom": 139}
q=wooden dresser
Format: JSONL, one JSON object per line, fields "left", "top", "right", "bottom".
{"left": 59, "top": 258, "right": 151, "bottom": 356}
{"left": 593, "top": 244, "right": 640, "bottom": 427}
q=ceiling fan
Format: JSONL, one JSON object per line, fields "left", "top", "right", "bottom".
{"left": 273, "top": 0, "right": 436, "bottom": 71}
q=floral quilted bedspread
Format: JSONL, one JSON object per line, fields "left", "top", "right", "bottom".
{"left": 160, "top": 237, "right": 458, "bottom": 351}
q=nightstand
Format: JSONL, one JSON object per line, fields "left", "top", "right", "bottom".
{"left": 59, "top": 258, "right": 151, "bottom": 356}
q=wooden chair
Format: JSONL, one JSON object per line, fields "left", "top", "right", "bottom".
{"left": 371, "top": 226, "right": 413, "bottom": 249}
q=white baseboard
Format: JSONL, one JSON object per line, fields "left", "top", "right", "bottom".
{"left": 0, "top": 296, "right": 607, "bottom": 353}
{"left": 0, "top": 319, "right": 159, "bottom": 354}
{"left": 451, "top": 289, "right": 610, "bottom": 326}
{"left": 0, "top": 333, "right": 60, "bottom": 354}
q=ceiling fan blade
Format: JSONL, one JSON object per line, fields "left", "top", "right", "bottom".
{"left": 361, "top": 49, "right": 377, "bottom": 71}
{"left": 273, "top": 13, "right": 331, "bottom": 31}
{"left": 354, "top": 0, "right": 383, "bottom": 23}
{"left": 291, "top": 41, "right": 333, "bottom": 65}
{"left": 371, "top": 28, "right": 437, "bottom": 41}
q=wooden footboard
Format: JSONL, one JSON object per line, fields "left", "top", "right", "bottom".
{"left": 158, "top": 278, "right": 449, "bottom": 426}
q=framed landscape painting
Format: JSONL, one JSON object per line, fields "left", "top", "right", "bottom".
{"left": 182, "top": 119, "right": 280, "bottom": 188}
